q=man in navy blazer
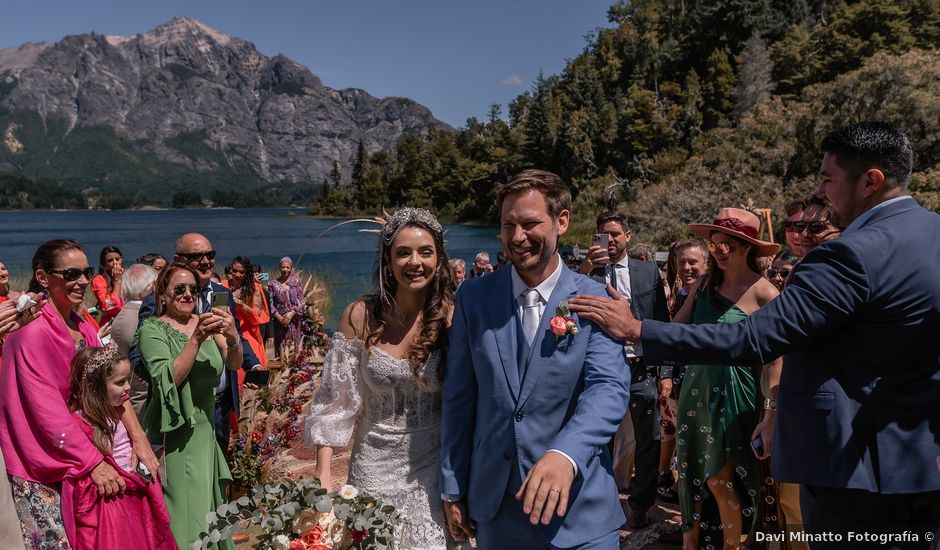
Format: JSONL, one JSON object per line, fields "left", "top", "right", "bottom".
{"left": 441, "top": 170, "right": 630, "bottom": 549}
{"left": 570, "top": 123, "right": 940, "bottom": 543}
{"left": 130, "top": 232, "right": 263, "bottom": 453}
{"left": 579, "top": 211, "right": 669, "bottom": 526}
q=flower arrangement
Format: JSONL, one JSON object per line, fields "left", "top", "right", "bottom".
{"left": 230, "top": 347, "right": 324, "bottom": 486}
{"left": 194, "top": 479, "right": 399, "bottom": 550}
{"left": 549, "top": 300, "right": 579, "bottom": 337}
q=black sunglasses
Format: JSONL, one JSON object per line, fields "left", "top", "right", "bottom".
{"left": 171, "top": 283, "right": 200, "bottom": 296}
{"left": 766, "top": 268, "right": 791, "bottom": 279}
{"left": 178, "top": 250, "right": 216, "bottom": 263}
{"left": 785, "top": 221, "right": 832, "bottom": 235}
{"left": 48, "top": 266, "right": 95, "bottom": 282}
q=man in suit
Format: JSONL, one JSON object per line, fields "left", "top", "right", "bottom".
{"left": 578, "top": 211, "right": 669, "bottom": 527}
{"left": 441, "top": 169, "right": 630, "bottom": 549}
{"left": 132, "top": 232, "right": 264, "bottom": 453}
{"left": 569, "top": 122, "right": 940, "bottom": 545}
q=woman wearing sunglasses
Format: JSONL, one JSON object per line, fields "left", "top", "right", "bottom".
{"left": 0, "top": 239, "right": 159, "bottom": 549}
{"left": 136, "top": 263, "right": 241, "bottom": 550}
{"left": 668, "top": 209, "right": 783, "bottom": 550}
{"left": 766, "top": 251, "right": 799, "bottom": 292}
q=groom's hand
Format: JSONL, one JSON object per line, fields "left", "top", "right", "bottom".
{"left": 442, "top": 500, "right": 475, "bottom": 541}
{"left": 568, "top": 283, "right": 642, "bottom": 342}
{"left": 515, "top": 451, "right": 575, "bottom": 525}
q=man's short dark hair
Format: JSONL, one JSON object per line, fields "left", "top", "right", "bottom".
{"left": 497, "top": 169, "right": 572, "bottom": 219}
{"left": 596, "top": 211, "right": 630, "bottom": 232}
{"left": 820, "top": 122, "right": 913, "bottom": 189}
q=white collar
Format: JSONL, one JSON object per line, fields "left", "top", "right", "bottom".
{"left": 611, "top": 253, "right": 630, "bottom": 268}
{"left": 843, "top": 195, "right": 913, "bottom": 234}
{"left": 510, "top": 254, "right": 564, "bottom": 302}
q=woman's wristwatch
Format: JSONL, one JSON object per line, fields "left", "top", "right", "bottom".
{"left": 764, "top": 398, "right": 777, "bottom": 411}
{"left": 226, "top": 339, "right": 239, "bottom": 351}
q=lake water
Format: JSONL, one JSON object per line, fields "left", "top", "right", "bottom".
{"left": 0, "top": 208, "right": 499, "bottom": 325}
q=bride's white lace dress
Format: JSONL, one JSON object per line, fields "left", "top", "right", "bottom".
{"left": 305, "top": 333, "right": 463, "bottom": 550}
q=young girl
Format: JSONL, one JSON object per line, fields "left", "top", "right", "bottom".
{"left": 64, "top": 345, "right": 177, "bottom": 550}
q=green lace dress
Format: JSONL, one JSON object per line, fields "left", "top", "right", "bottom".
{"left": 676, "top": 292, "right": 760, "bottom": 532}
{"left": 136, "top": 317, "right": 234, "bottom": 550}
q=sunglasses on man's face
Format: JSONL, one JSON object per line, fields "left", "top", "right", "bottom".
{"left": 178, "top": 250, "right": 216, "bottom": 263}
{"left": 786, "top": 221, "right": 831, "bottom": 235}
{"left": 171, "top": 283, "right": 200, "bottom": 297}
{"left": 47, "top": 266, "right": 95, "bottom": 282}
{"left": 766, "top": 268, "right": 791, "bottom": 279}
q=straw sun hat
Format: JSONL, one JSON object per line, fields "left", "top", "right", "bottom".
{"left": 688, "top": 207, "right": 781, "bottom": 257}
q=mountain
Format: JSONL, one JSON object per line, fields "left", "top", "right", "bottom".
{"left": 0, "top": 16, "right": 449, "bottom": 205}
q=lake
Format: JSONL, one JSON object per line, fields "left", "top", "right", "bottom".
{"left": 0, "top": 208, "right": 500, "bottom": 325}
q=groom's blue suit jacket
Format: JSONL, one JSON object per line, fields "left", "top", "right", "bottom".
{"left": 440, "top": 264, "right": 630, "bottom": 547}
{"left": 642, "top": 198, "right": 940, "bottom": 494}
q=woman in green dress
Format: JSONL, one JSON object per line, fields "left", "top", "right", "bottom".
{"left": 137, "top": 264, "right": 241, "bottom": 550}
{"left": 673, "top": 208, "right": 783, "bottom": 550}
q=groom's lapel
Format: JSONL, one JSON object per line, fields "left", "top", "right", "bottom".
{"left": 488, "top": 269, "right": 521, "bottom": 402}
{"left": 518, "top": 266, "right": 577, "bottom": 407}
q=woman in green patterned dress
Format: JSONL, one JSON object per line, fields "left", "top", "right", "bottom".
{"left": 137, "top": 264, "right": 241, "bottom": 550}
{"left": 673, "top": 208, "right": 783, "bottom": 550}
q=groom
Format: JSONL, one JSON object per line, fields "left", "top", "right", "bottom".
{"left": 440, "top": 169, "right": 630, "bottom": 549}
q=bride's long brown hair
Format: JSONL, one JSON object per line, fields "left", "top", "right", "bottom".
{"left": 364, "top": 208, "right": 454, "bottom": 382}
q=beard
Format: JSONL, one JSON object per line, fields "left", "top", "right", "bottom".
{"left": 511, "top": 235, "right": 557, "bottom": 273}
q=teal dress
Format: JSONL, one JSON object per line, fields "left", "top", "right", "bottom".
{"left": 675, "top": 292, "right": 760, "bottom": 532}
{"left": 137, "top": 317, "right": 234, "bottom": 550}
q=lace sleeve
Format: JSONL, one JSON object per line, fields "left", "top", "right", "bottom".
{"left": 304, "top": 333, "right": 366, "bottom": 447}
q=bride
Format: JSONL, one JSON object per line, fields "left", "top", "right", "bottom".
{"left": 305, "top": 208, "right": 464, "bottom": 549}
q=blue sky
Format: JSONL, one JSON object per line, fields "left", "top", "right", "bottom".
{"left": 0, "top": 0, "right": 615, "bottom": 127}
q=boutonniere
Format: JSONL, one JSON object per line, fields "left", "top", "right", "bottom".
{"left": 549, "top": 300, "right": 579, "bottom": 337}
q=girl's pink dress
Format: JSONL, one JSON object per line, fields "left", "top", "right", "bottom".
{"left": 62, "top": 413, "right": 177, "bottom": 550}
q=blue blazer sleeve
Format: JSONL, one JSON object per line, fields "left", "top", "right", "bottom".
{"left": 439, "top": 287, "right": 478, "bottom": 498}
{"left": 642, "top": 240, "right": 870, "bottom": 365}
{"left": 549, "top": 311, "right": 630, "bottom": 473}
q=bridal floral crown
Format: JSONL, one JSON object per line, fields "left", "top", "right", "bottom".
{"left": 84, "top": 343, "right": 122, "bottom": 378}
{"left": 381, "top": 207, "right": 443, "bottom": 245}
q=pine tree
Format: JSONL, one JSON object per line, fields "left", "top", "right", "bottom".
{"left": 329, "top": 160, "right": 342, "bottom": 188}
{"left": 351, "top": 140, "right": 366, "bottom": 190}
{"left": 702, "top": 48, "right": 737, "bottom": 128}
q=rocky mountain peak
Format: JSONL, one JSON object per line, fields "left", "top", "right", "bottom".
{"left": 0, "top": 17, "right": 449, "bottom": 202}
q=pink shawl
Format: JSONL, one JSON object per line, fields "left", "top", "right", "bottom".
{"left": 0, "top": 302, "right": 102, "bottom": 483}
{"left": 61, "top": 415, "right": 177, "bottom": 550}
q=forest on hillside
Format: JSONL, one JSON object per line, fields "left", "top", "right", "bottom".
{"left": 313, "top": 0, "right": 940, "bottom": 246}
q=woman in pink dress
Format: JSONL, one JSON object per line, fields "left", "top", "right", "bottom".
{"left": 0, "top": 239, "right": 158, "bottom": 550}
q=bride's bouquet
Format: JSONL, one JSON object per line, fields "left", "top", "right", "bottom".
{"left": 193, "top": 479, "right": 399, "bottom": 550}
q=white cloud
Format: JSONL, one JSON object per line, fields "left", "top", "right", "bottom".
{"left": 500, "top": 73, "right": 524, "bottom": 86}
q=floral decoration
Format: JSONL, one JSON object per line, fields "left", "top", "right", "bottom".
{"left": 194, "top": 479, "right": 398, "bottom": 550}
{"left": 549, "top": 300, "right": 579, "bottom": 337}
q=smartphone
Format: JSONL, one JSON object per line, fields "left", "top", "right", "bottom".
{"left": 592, "top": 233, "right": 610, "bottom": 250}
{"left": 257, "top": 272, "right": 270, "bottom": 282}
{"left": 751, "top": 436, "right": 764, "bottom": 458}
{"left": 210, "top": 291, "right": 229, "bottom": 310}
{"left": 135, "top": 461, "right": 152, "bottom": 483}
